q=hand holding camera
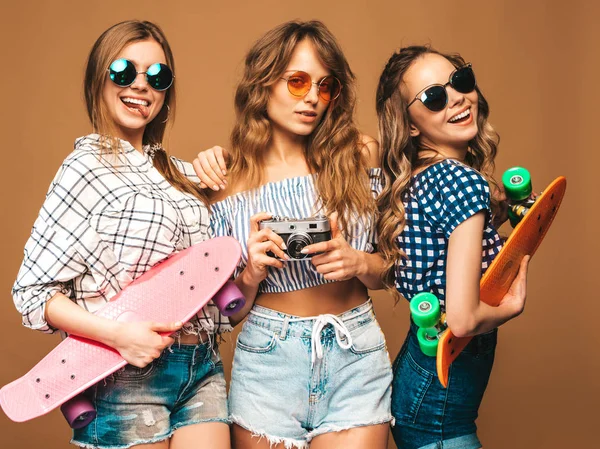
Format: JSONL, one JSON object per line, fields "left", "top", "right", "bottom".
{"left": 258, "top": 215, "right": 332, "bottom": 260}
{"left": 241, "top": 212, "right": 289, "bottom": 287}
{"left": 303, "top": 212, "right": 368, "bottom": 282}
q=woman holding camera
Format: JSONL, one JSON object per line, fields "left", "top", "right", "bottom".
{"left": 201, "top": 20, "right": 393, "bottom": 449}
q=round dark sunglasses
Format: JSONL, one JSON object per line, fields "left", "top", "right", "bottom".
{"left": 108, "top": 59, "right": 174, "bottom": 91}
{"left": 407, "top": 64, "right": 476, "bottom": 112}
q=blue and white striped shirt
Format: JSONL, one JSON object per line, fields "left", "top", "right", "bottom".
{"left": 210, "top": 169, "right": 382, "bottom": 293}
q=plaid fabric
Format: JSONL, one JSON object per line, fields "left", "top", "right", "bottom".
{"left": 12, "top": 134, "right": 231, "bottom": 334}
{"left": 395, "top": 159, "right": 502, "bottom": 308}
{"left": 210, "top": 169, "right": 382, "bottom": 293}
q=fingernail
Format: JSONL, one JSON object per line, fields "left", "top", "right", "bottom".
{"left": 222, "top": 169, "right": 227, "bottom": 175}
{"left": 223, "top": 179, "right": 228, "bottom": 185}
{"left": 219, "top": 184, "right": 225, "bottom": 190}
{"left": 281, "top": 243, "right": 287, "bottom": 250}
{"left": 213, "top": 185, "right": 219, "bottom": 191}
{"left": 300, "top": 248, "right": 309, "bottom": 254}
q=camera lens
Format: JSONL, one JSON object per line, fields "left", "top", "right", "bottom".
{"left": 287, "top": 232, "right": 313, "bottom": 259}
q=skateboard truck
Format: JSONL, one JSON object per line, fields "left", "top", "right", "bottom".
{"left": 503, "top": 167, "right": 536, "bottom": 227}
{"left": 410, "top": 292, "right": 447, "bottom": 357}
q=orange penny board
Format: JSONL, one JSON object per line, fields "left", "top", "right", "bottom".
{"left": 436, "top": 176, "right": 567, "bottom": 388}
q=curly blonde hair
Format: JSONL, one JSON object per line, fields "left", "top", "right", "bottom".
{"left": 375, "top": 46, "right": 500, "bottom": 294}
{"left": 228, "top": 20, "right": 375, "bottom": 234}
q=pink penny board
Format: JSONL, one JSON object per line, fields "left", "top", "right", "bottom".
{"left": 0, "top": 236, "right": 242, "bottom": 423}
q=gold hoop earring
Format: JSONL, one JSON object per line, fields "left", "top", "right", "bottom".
{"left": 161, "top": 104, "right": 171, "bottom": 124}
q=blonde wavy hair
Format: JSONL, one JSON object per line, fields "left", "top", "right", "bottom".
{"left": 375, "top": 46, "right": 500, "bottom": 294}
{"left": 228, "top": 20, "right": 374, "bottom": 234}
{"left": 84, "top": 20, "right": 208, "bottom": 205}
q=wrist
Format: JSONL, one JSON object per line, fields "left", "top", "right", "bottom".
{"left": 100, "top": 319, "right": 124, "bottom": 348}
{"left": 240, "top": 267, "right": 261, "bottom": 289}
{"left": 356, "top": 250, "right": 370, "bottom": 278}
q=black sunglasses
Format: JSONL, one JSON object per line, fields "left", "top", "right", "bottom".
{"left": 108, "top": 59, "right": 174, "bottom": 91}
{"left": 407, "top": 64, "right": 476, "bottom": 112}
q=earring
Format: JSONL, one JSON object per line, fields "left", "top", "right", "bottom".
{"left": 161, "top": 104, "right": 171, "bottom": 124}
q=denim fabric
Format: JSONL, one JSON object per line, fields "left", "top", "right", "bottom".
{"left": 391, "top": 322, "right": 497, "bottom": 449}
{"left": 229, "top": 300, "right": 393, "bottom": 448}
{"left": 72, "top": 342, "right": 228, "bottom": 449}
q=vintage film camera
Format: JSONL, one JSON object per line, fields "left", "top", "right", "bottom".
{"left": 259, "top": 215, "right": 332, "bottom": 260}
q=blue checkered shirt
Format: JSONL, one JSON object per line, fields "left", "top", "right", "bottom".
{"left": 395, "top": 159, "right": 503, "bottom": 308}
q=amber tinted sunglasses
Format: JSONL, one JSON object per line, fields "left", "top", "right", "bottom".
{"left": 281, "top": 71, "right": 342, "bottom": 102}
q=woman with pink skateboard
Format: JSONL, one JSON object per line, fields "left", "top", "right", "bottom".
{"left": 12, "top": 20, "right": 231, "bottom": 449}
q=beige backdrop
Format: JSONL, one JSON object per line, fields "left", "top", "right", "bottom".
{"left": 1, "top": 1, "right": 597, "bottom": 448}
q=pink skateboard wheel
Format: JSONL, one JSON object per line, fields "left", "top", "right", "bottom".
{"left": 60, "top": 394, "right": 96, "bottom": 429}
{"left": 212, "top": 281, "right": 245, "bottom": 316}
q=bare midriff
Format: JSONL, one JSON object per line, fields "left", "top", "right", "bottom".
{"left": 254, "top": 278, "right": 369, "bottom": 317}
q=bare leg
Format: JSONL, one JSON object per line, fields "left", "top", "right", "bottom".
{"left": 232, "top": 423, "right": 291, "bottom": 449}
{"left": 309, "top": 423, "right": 389, "bottom": 449}
{"left": 170, "top": 422, "right": 231, "bottom": 449}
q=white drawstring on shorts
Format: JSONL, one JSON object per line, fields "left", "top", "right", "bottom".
{"left": 249, "top": 303, "right": 373, "bottom": 366}
{"left": 310, "top": 314, "right": 352, "bottom": 365}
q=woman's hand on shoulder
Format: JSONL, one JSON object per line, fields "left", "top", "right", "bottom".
{"left": 111, "top": 320, "right": 182, "bottom": 368}
{"left": 192, "top": 145, "right": 229, "bottom": 191}
{"left": 304, "top": 213, "right": 366, "bottom": 281}
{"left": 359, "top": 134, "right": 381, "bottom": 168}
{"left": 241, "top": 213, "right": 289, "bottom": 287}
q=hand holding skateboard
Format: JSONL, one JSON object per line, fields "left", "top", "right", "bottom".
{"left": 0, "top": 237, "right": 245, "bottom": 428}
{"left": 409, "top": 167, "right": 566, "bottom": 387}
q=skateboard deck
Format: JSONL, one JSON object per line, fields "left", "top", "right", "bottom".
{"left": 436, "top": 176, "right": 567, "bottom": 387}
{"left": 0, "top": 236, "right": 243, "bottom": 424}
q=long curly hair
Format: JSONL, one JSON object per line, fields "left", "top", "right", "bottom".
{"left": 84, "top": 20, "right": 208, "bottom": 205}
{"left": 375, "top": 45, "right": 500, "bottom": 293}
{"left": 228, "top": 20, "right": 374, "bottom": 234}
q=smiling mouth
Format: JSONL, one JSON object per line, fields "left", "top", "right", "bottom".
{"left": 121, "top": 97, "right": 150, "bottom": 118}
{"left": 449, "top": 108, "right": 471, "bottom": 123}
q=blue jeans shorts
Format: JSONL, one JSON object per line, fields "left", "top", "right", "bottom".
{"left": 72, "top": 340, "right": 228, "bottom": 449}
{"left": 229, "top": 299, "right": 394, "bottom": 449}
{"left": 390, "top": 321, "right": 497, "bottom": 449}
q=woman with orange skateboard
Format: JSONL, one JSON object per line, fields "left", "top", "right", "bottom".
{"left": 12, "top": 20, "right": 231, "bottom": 449}
{"left": 375, "top": 46, "right": 530, "bottom": 449}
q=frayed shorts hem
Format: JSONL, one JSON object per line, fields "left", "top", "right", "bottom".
{"left": 70, "top": 417, "right": 231, "bottom": 449}
{"left": 231, "top": 415, "right": 308, "bottom": 449}
{"left": 231, "top": 414, "right": 395, "bottom": 449}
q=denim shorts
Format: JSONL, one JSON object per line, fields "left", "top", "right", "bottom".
{"left": 390, "top": 321, "right": 497, "bottom": 449}
{"left": 72, "top": 341, "right": 228, "bottom": 449}
{"left": 229, "top": 299, "right": 393, "bottom": 449}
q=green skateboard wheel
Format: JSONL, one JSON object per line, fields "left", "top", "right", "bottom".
{"left": 410, "top": 293, "right": 441, "bottom": 328}
{"left": 502, "top": 167, "right": 532, "bottom": 201}
{"left": 417, "top": 327, "right": 439, "bottom": 357}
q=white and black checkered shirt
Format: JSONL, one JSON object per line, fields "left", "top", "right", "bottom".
{"left": 12, "top": 134, "right": 231, "bottom": 334}
{"left": 395, "top": 159, "right": 503, "bottom": 308}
